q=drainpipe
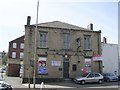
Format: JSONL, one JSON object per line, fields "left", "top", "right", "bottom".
{"left": 97, "top": 30, "right": 101, "bottom": 54}
{"left": 97, "top": 30, "right": 102, "bottom": 73}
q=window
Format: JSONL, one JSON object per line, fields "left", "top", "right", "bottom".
{"left": 87, "top": 73, "right": 94, "bottom": 78}
{"left": 72, "top": 64, "right": 77, "bottom": 71}
{"left": 12, "top": 52, "right": 16, "bottom": 58}
{"left": 13, "top": 43, "right": 17, "bottom": 48}
{"left": 20, "top": 43, "right": 24, "bottom": 49}
{"left": 76, "top": 38, "right": 81, "bottom": 48}
{"left": 40, "top": 32, "right": 47, "bottom": 48}
{"left": 63, "top": 33, "right": 70, "bottom": 49}
{"left": 95, "top": 73, "right": 100, "bottom": 77}
{"left": 84, "top": 35, "right": 91, "bottom": 50}
{"left": 20, "top": 52, "right": 24, "bottom": 59}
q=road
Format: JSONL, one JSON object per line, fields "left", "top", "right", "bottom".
{"left": 2, "top": 73, "right": 119, "bottom": 90}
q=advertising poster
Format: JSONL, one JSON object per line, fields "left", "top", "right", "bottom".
{"left": 38, "top": 57, "right": 47, "bottom": 74}
{"left": 84, "top": 59, "right": 91, "bottom": 75}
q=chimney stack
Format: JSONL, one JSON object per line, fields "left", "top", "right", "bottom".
{"left": 27, "top": 16, "right": 31, "bottom": 26}
{"left": 103, "top": 37, "right": 107, "bottom": 43}
{"left": 87, "top": 23, "right": 93, "bottom": 30}
{"left": 90, "top": 23, "right": 93, "bottom": 30}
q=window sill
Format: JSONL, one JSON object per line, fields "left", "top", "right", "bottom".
{"left": 84, "top": 49, "right": 92, "bottom": 51}
{"left": 62, "top": 49, "right": 72, "bottom": 51}
{"left": 38, "top": 73, "right": 48, "bottom": 75}
{"left": 37, "top": 47, "right": 49, "bottom": 49}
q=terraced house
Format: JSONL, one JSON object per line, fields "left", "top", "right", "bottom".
{"left": 23, "top": 16, "right": 102, "bottom": 83}
{"left": 7, "top": 36, "right": 24, "bottom": 77}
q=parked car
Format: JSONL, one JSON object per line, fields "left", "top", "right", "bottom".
{"left": 0, "top": 66, "right": 6, "bottom": 73}
{"left": 0, "top": 68, "right": 3, "bottom": 73}
{"left": 103, "top": 73, "right": 118, "bottom": 82}
{"left": 0, "top": 83, "right": 12, "bottom": 90}
{"left": 118, "top": 75, "right": 120, "bottom": 81}
{"left": 0, "top": 76, "right": 12, "bottom": 90}
{"left": 74, "top": 72, "right": 103, "bottom": 85}
{"left": 0, "top": 76, "right": 4, "bottom": 84}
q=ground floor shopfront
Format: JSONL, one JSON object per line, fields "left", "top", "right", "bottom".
{"left": 23, "top": 51, "right": 103, "bottom": 83}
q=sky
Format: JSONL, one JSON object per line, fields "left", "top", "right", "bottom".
{"left": 0, "top": 0, "right": 119, "bottom": 52}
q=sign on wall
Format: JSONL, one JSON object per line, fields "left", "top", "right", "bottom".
{"left": 93, "top": 54, "right": 103, "bottom": 61}
{"left": 51, "top": 60, "right": 61, "bottom": 66}
{"left": 38, "top": 57, "right": 47, "bottom": 74}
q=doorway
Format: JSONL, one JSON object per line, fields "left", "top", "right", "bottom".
{"left": 63, "top": 59, "right": 69, "bottom": 79}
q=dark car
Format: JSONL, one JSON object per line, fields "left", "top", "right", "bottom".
{"left": 118, "top": 75, "right": 120, "bottom": 81}
{"left": 0, "top": 83, "right": 12, "bottom": 90}
{"left": 74, "top": 72, "right": 103, "bottom": 85}
{"left": 0, "top": 76, "right": 12, "bottom": 90}
{"left": 103, "top": 73, "right": 118, "bottom": 82}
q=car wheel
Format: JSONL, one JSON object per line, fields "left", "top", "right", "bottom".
{"left": 98, "top": 79, "right": 103, "bottom": 84}
{"left": 81, "top": 80, "right": 85, "bottom": 85}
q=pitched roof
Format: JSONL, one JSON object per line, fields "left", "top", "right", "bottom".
{"left": 9, "top": 35, "right": 24, "bottom": 43}
{"left": 36, "top": 21, "right": 88, "bottom": 30}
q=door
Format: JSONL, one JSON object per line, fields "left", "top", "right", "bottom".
{"left": 63, "top": 60, "right": 69, "bottom": 78}
{"left": 86, "top": 73, "right": 95, "bottom": 83}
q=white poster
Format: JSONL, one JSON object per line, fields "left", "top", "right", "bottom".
{"left": 52, "top": 61, "right": 61, "bottom": 66}
{"left": 93, "top": 54, "right": 103, "bottom": 61}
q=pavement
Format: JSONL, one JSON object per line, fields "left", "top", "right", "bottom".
{"left": 23, "top": 83, "right": 119, "bottom": 89}
{"left": 4, "top": 74, "right": 27, "bottom": 88}
{"left": 2, "top": 73, "right": 119, "bottom": 89}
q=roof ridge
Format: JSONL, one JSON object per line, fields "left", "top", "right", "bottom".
{"left": 33, "top": 20, "right": 88, "bottom": 30}
{"left": 9, "top": 35, "right": 24, "bottom": 43}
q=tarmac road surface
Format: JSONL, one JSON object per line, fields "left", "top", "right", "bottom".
{"left": 3, "top": 73, "right": 119, "bottom": 90}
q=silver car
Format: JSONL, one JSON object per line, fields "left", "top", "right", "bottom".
{"left": 74, "top": 72, "right": 103, "bottom": 85}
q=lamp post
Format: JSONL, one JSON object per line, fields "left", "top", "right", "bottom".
{"left": 33, "top": 0, "right": 39, "bottom": 88}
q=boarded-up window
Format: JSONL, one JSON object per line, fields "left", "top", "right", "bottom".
{"left": 40, "top": 32, "right": 47, "bottom": 48}
{"left": 63, "top": 33, "right": 70, "bottom": 49}
{"left": 72, "top": 64, "right": 77, "bottom": 71}
{"left": 84, "top": 35, "right": 91, "bottom": 50}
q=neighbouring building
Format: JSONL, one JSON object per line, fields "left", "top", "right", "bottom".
{"left": 0, "top": 51, "right": 6, "bottom": 66}
{"left": 7, "top": 36, "right": 24, "bottom": 77}
{"left": 23, "top": 16, "right": 102, "bottom": 83}
{"left": 101, "top": 37, "right": 119, "bottom": 76}
{"left": 0, "top": 52, "right": 2, "bottom": 65}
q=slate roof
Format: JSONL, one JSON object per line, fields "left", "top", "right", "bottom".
{"left": 9, "top": 35, "right": 24, "bottom": 43}
{"left": 34, "top": 21, "right": 89, "bottom": 31}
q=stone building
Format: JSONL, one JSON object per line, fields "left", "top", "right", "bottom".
{"left": 23, "top": 17, "right": 102, "bottom": 83}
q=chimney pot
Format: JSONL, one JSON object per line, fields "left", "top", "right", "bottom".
{"left": 27, "top": 16, "right": 31, "bottom": 26}
{"left": 103, "top": 37, "right": 107, "bottom": 43}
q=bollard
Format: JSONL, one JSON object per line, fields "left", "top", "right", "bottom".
{"left": 40, "top": 82, "right": 45, "bottom": 90}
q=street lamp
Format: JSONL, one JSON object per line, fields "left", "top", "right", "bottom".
{"left": 33, "top": 0, "right": 39, "bottom": 88}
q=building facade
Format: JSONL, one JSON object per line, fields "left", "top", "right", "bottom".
{"left": 0, "top": 51, "right": 6, "bottom": 66}
{"left": 23, "top": 19, "right": 102, "bottom": 83}
{"left": 101, "top": 42, "right": 119, "bottom": 76}
{"left": 7, "top": 36, "right": 24, "bottom": 77}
